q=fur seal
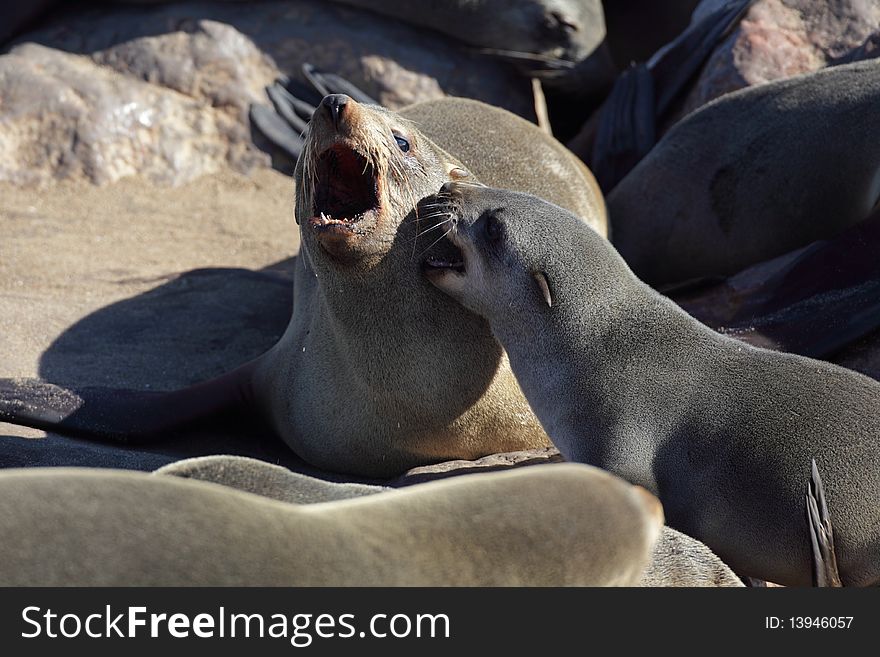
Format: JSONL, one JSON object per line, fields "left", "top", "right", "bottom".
{"left": 0, "top": 463, "right": 662, "bottom": 586}
{"left": 425, "top": 183, "right": 880, "bottom": 586}
{"left": 331, "top": 0, "right": 608, "bottom": 79}
{"left": 608, "top": 58, "right": 880, "bottom": 286}
{"left": 156, "top": 454, "right": 743, "bottom": 587}
{"left": 0, "top": 94, "right": 605, "bottom": 477}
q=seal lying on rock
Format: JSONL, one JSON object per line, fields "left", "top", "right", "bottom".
{"left": 608, "top": 58, "right": 880, "bottom": 287}
{"left": 0, "top": 463, "right": 661, "bottom": 586}
{"left": 0, "top": 94, "right": 605, "bottom": 477}
{"left": 425, "top": 183, "right": 880, "bottom": 587}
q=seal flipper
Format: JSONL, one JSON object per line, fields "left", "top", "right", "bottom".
{"left": 251, "top": 65, "right": 378, "bottom": 161}
{"left": 250, "top": 104, "right": 305, "bottom": 160}
{"left": 807, "top": 459, "right": 843, "bottom": 587}
{"left": 585, "top": 0, "right": 754, "bottom": 192}
{"left": 649, "top": 0, "right": 755, "bottom": 117}
{"left": 590, "top": 64, "right": 655, "bottom": 193}
{"left": 301, "top": 63, "right": 377, "bottom": 105}
{"left": 0, "top": 362, "right": 257, "bottom": 444}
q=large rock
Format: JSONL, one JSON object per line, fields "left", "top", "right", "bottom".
{"left": 676, "top": 0, "right": 880, "bottom": 119}
{"left": 15, "top": 0, "right": 531, "bottom": 113}
{"left": 0, "top": 38, "right": 269, "bottom": 186}
{"left": 0, "top": 0, "right": 532, "bottom": 186}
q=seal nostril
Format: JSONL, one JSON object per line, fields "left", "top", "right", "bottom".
{"left": 321, "top": 94, "right": 349, "bottom": 130}
{"left": 441, "top": 181, "right": 457, "bottom": 194}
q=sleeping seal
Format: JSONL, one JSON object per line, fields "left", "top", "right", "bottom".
{"left": 608, "top": 58, "right": 880, "bottom": 286}
{"left": 424, "top": 183, "right": 880, "bottom": 587}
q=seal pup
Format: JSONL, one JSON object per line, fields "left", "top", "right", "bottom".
{"left": 0, "top": 94, "right": 605, "bottom": 477}
{"left": 608, "top": 57, "right": 880, "bottom": 286}
{"left": 0, "top": 463, "right": 662, "bottom": 586}
{"left": 425, "top": 183, "right": 880, "bottom": 586}
{"left": 156, "top": 454, "right": 743, "bottom": 587}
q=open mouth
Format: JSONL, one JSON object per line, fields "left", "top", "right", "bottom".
{"left": 311, "top": 144, "right": 380, "bottom": 230}
{"left": 423, "top": 253, "right": 465, "bottom": 274}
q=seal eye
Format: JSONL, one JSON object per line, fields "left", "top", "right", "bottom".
{"left": 484, "top": 214, "right": 503, "bottom": 243}
{"left": 393, "top": 133, "right": 410, "bottom": 153}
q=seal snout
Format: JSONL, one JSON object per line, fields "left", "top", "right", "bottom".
{"left": 419, "top": 185, "right": 467, "bottom": 278}
{"left": 320, "top": 94, "right": 350, "bottom": 131}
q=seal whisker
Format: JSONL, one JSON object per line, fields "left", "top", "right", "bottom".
{"left": 405, "top": 220, "right": 455, "bottom": 249}
{"left": 416, "top": 225, "right": 455, "bottom": 259}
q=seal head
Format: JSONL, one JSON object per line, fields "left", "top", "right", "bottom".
{"left": 423, "top": 181, "right": 584, "bottom": 318}
{"left": 296, "top": 94, "right": 469, "bottom": 269}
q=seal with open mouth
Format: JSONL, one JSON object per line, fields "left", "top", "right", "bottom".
{"left": 0, "top": 93, "right": 606, "bottom": 477}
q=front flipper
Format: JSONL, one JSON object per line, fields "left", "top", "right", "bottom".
{"left": 589, "top": 64, "right": 655, "bottom": 192}
{"left": 806, "top": 459, "right": 842, "bottom": 587}
{"left": 649, "top": 0, "right": 755, "bottom": 117}
{"left": 250, "top": 64, "right": 378, "bottom": 161}
{"left": 0, "top": 362, "right": 257, "bottom": 444}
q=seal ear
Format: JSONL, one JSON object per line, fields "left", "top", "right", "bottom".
{"left": 446, "top": 164, "right": 474, "bottom": 181}
{"left": 532, "top": 271, "right": 553, "bottom": 308}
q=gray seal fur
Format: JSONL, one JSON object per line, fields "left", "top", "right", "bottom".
{"left": 426, "top": 183, "right": 880, "bottom": 586}
{"left": 609, "top": 58, "right": 880, "bottom": 286}
{"left": 0, "top": 95, "right": 605, "bottom": 478}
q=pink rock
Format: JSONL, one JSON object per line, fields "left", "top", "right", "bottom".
{"left": 675, "top": 0, "right": 880, "bottom": 120}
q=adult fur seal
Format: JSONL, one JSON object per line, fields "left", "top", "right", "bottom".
{"left": 0, "top": 463, "right": 662, "bottom": 586}
{"left": 156, "top": 454, "right": 743, "bottom": 587}
{"left": 609, "top": 58, "right": 880, "bottom": 287}
{"left": 0, "top": 95, "right": 605, "bottom": 477}
{"left": 425, "top": 183, "right": 880, "bottom": 586}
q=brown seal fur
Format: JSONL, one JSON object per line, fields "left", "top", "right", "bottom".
{"left": 0, "top": 94, "right": 605, "bottom": 478}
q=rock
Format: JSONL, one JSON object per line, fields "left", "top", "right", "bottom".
{"left": 0, "top": 0, "right": 532, "bottom": 187}
{"left": 675, "top": 0, "right": 880, "bottom": 120}
{"left": 0, "top": 42, "right": 256, "bottom": 186}
{"left": 14, "top": 0, "right": 532, "bottom": 112}
{"left": 393, "top": 448, "right": 564, "bottom": 486}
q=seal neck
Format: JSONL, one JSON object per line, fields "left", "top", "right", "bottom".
{"left": 309, "top": 249, "right": 508, "bottom": 423}
{"left": 493, "top": 253, "right": 714, "bottom": 471}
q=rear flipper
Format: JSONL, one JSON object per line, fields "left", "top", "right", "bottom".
{"left": 807, "top": 459, "right": 843, "bottom": 587}
{"left": 0, "top": 362, "right": 257, "bottom": 444}
{"left": 582, "top": 0, "right": 755, "bottom": 192}
{"left": 250, "top": 64, "right": 378, "bottom": 161}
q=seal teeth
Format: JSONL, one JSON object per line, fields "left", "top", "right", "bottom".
{"left": 424, "top": 256, "right": 465, "bottom": 273}
{"left": 313, "top": 144, "right": 380, "bottom": 224}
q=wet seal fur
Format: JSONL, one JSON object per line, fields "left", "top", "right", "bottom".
{"left": 426, "top": 183, "right": 880, "bottom": 586}
{"left": 0, "top": 94, "right": 605, "bottom": 477}
{"left": 0, "top": 462, "right": 661, "bottom": 586}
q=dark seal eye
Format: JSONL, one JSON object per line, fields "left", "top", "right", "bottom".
{"left": 393, "top": 133, "right": 410, "bottom": 153}
{"left": 484, "top": 214, "right": 503, "bottom": 242}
